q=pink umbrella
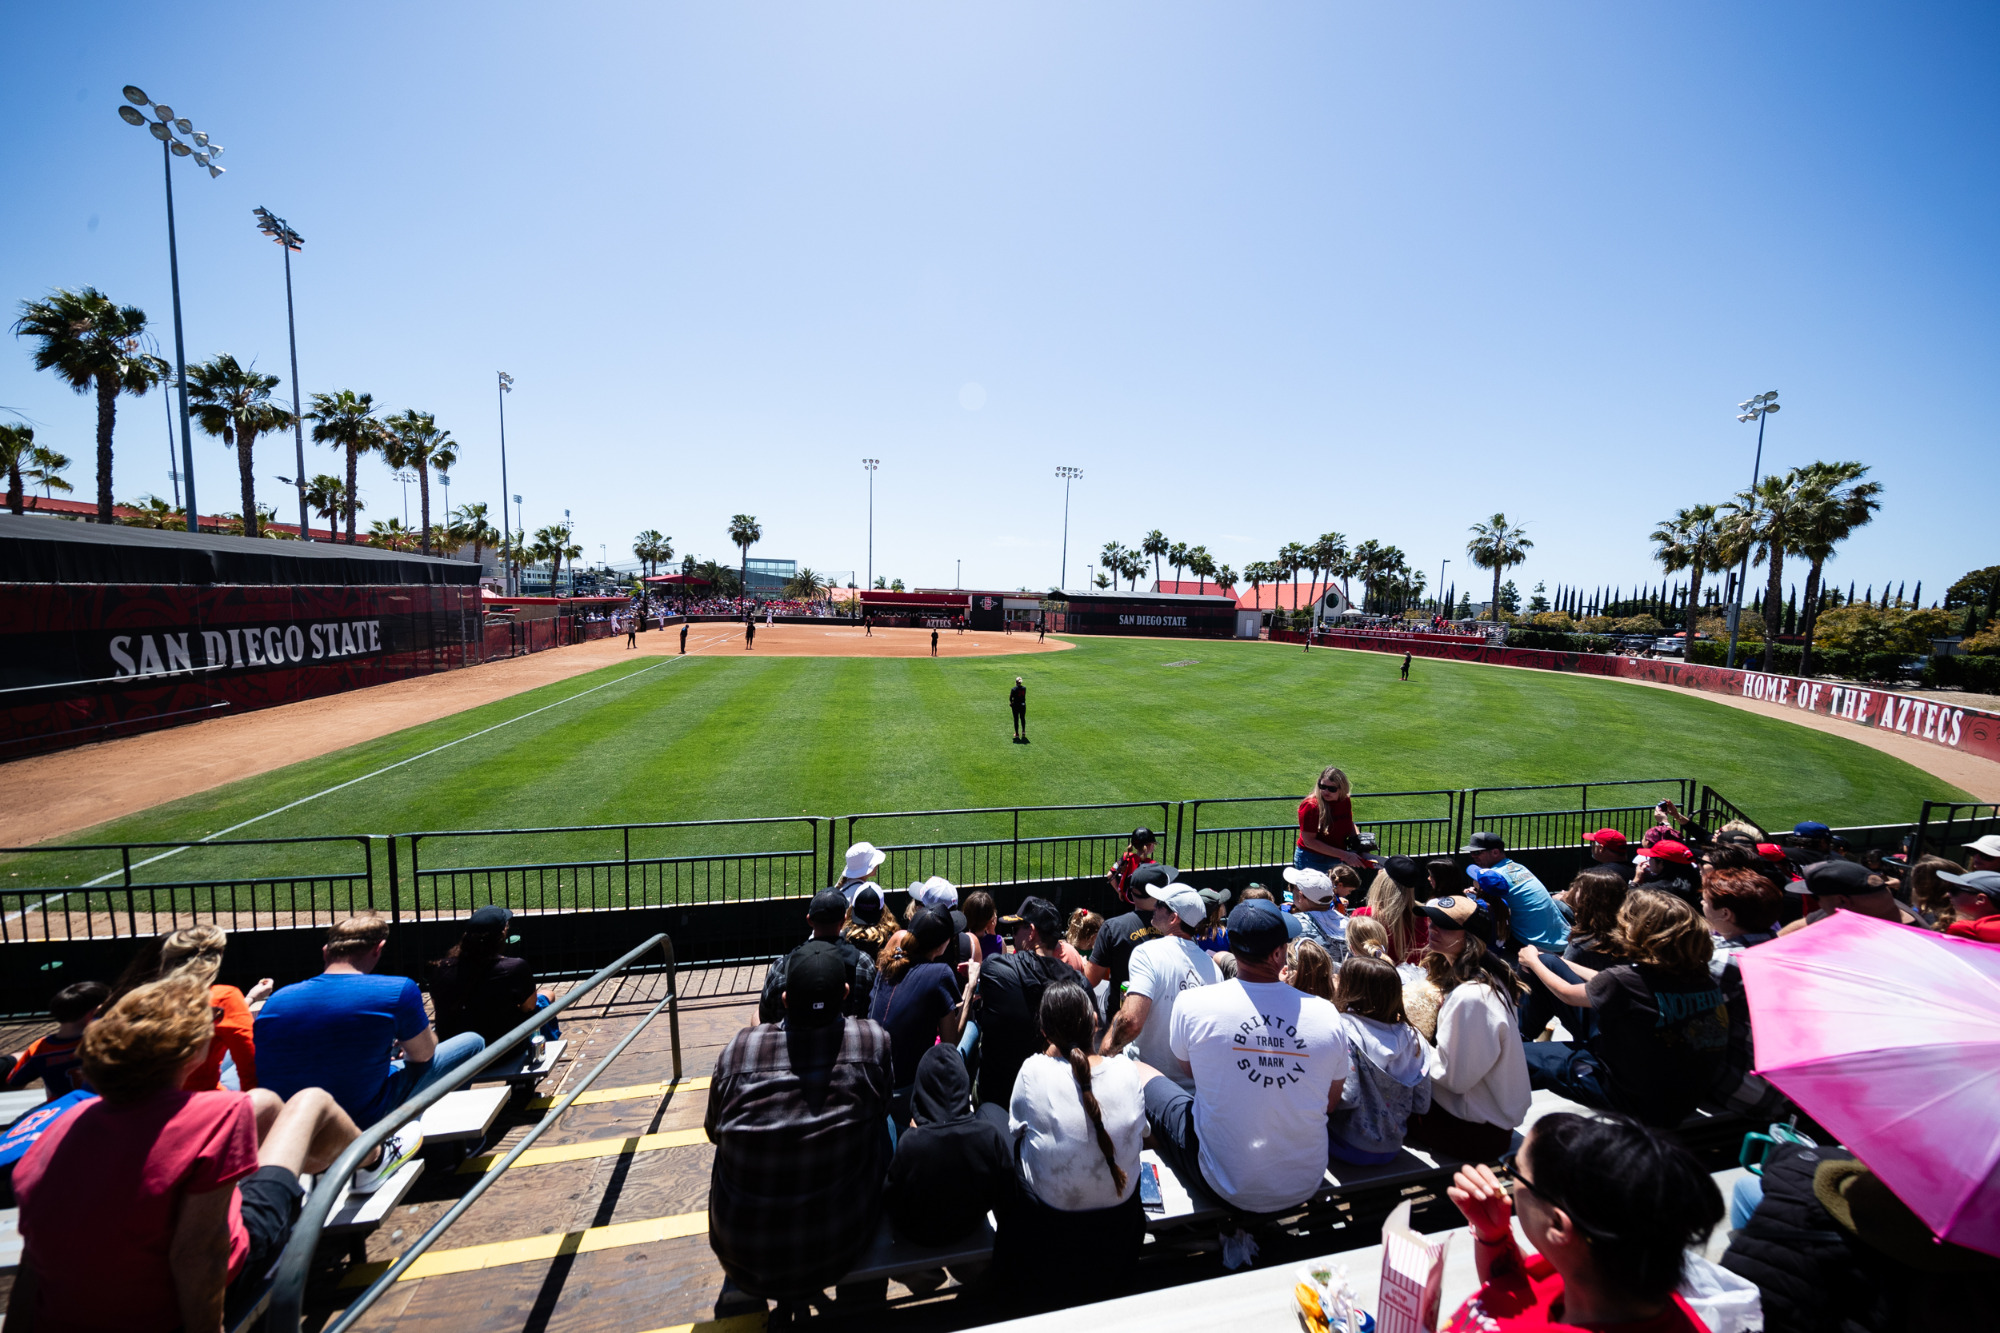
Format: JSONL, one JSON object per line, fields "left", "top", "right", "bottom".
{"left": 1739, "top": 910, "right": 2000, "bottom": 1257}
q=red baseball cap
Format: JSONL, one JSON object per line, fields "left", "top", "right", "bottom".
{"left": 1642, "top": 839, "right": 1696, "bottom": 865}
{"left": 1755, "top": 842, "right": 1787, "bottom": 861}
{"left": 1582, "top": 828, "right": 1628, "bottom": 846}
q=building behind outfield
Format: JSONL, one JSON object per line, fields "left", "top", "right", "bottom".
{"left": 1039, "top": 588, "right": 1250, "bottom": 639}
{"left": 0, "top": 514, "right": 483, "bottom": 759}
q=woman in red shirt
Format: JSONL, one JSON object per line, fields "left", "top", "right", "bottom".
{"left": 1107, "top": 826, "right": 1158, "bottom": 906}
{"left": 1295, "top": 766, "right": 1368, "bottom": 874}
{"left": 1351, "top": 855, "right": 1432, "bottom": 963}
{"left": 1443, "top": 1111, "right": 1722, "bottom": 1332}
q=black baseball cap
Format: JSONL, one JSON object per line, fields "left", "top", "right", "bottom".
{"left": 906, "top": 906, "right": 954, "bottom": 954}
{"left": 808, "top": 888, "right": 850, "bottom": 923}
{"left": 1460, "top": 831, "right": 1505, "bottom": 855}
{"left": 1016, "top": 895, "right": 1062, "bottom": 945}
{"left": 1226, "top": 900, "right": 1290, "bottom": 958}
{"left": 1416, "top": 895, "right": 1496, "bottom": 946}
{"left": 850, "top": 886, "right": 886, "bottom": 925}
{"left": 785, "top": 940, "right": 848, "bottom": 1028}
{"left": 1382, "top": 855, "right": 1426, "bottom": 891}
{"left": 1130, "top": 826, "right": 1157, "bottom": 846}
{"left": 1127, "top": 863, "right": 1179, "bottom": 898}
{"left": 1792, "top": 858, "right": 1885, "bottom": 897}
{"left": 468, "top": 904, "right": 511, "bottom": 933}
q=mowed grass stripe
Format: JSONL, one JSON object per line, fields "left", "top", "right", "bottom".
{"left": 339, "top": 1209, "right": 709, "bottom": 1285}
{"left": 19, "top": 638, "right": 1968, "bottom": 871}
{"left": 457, "top": 1126, "right": 708, "bottom": 1174}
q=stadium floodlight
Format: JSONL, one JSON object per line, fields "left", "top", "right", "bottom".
{"left": 1055, "top": 466, "right": 1083, "bottom": 590}
{"left": 250, "top": 207, "right": 312, "bottom": 537}
{"left": 862, "top": 459, "right": 880, "bottom": 592}
{"left": 119, "top": 86, "right": 226, "bottom": 534}
{"left": 498, "top": 373, "right": 516, "bottom": 592}
{"left": 1724, "top": 389, "right": 1779, "bottom": 669}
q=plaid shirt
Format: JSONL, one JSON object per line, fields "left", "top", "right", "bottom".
{"left": 705, "top": 1018, "right": 893, "bottom": 1297}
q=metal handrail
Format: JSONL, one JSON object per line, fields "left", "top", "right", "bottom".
{"left": 265, "top": 931, "right": 680, "bottom": 1331}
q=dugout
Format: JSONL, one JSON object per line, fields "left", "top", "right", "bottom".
{"left": 0, "top": 514, "right": 482, "bottom": 759}
{"left": 858, "top": 589, "right": 967, "bottom": 626}
{"left": 1042, "top": 588, "right": 1240, "bottom": 638}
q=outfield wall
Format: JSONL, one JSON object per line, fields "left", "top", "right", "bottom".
{"left": 1289, "top": 628, "right": 2000, "bottom": 764}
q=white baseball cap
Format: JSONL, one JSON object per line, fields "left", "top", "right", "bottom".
{"left": 1963, "top": 835, "right": 2000, "bottom": 859}
{"left": 1154, "top": 884, "right": 1207, "bottom": 929}
{"left": 1282, "top": 865, "right": 1337, "bottom": 906}
{"left": 907, "top": 876, "right": 960, "bottom": 913}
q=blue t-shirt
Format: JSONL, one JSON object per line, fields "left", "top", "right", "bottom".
{"left": 254, "top": 973, "right": 430, "bottom": 1123}
{"left": 867, "top": 961, "right": 959, "bottom": 1090}
{"left": 1489, "top": 859, "right": 1569, "bottom": 951}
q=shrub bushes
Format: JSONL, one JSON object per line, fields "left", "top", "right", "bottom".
{"left": 1924, "top": 654, "right": 2000, "bottom": 694}
{"left": 1688, "top": 638, "right": 1919, "bottom": 682}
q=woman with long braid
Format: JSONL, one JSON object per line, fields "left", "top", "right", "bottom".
{"left": 988, "top": 982, "right": 1148, "bottom": 1306}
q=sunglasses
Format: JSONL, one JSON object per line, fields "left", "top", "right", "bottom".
{"left": 1500, "top": 1153, "right": 1551, "bottom": 1207}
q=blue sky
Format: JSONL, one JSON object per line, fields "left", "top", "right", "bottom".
{"left": 3, "top": 3, "right": 1994, "bottom": 602}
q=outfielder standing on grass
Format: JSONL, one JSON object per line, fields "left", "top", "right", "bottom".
{"left": 1402, "top": 651, "right": 1412, "bottom": 681}
{"left": 680, "top": 622, "right": 689, "bottom": 655}
{"left": 931, "top": 628, "right": 939, "bottom": 657}
{"left": 745, "top": 617, "right": 756, "bottom": 651}
{"left": 1010, "top": 676, "right": 1028, "bottom": 743}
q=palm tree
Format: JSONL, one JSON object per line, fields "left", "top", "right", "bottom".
{"left": 451, "top": 502, "right": 500, "bottom": 567}
{"left": 1142, "top": 530, "right": 1169, "bottom": 588}
{"left": 367, "top": 517, "right": 417, "bottom": 551}
{"left": 535, "top": 522, "right": 582, "bottom": 595}
{"left": 303, "top": 473, "right": 348, "bottom": 539}
{"left": 0, "top": 423, "right": 72, "bottom": 515}
{"left": 633, "top": 529, "right": 670, "bottom": 577}
{"left": 121, "top": 494, "right": 181, "bottom": 528}
{"left": 1244, "top": 560, "right": 1268, "bottom": 608}
{"left": 1120, "top": 549, "right": 1146, "bottom": 590}
{"left": 13, "top": 287, "right": 168, "bottom": 524}
{"left": 1100, "top": 541, "right": 1128, "bottom": 586}
{"left": 496, "top": 531, "right": 529, "bottom": 590}
{"left": 1465, "top": 514, "right": 1534, "bottom": 620}
{"left": 1350, "top": 539, "right": 1388, "bottom": 611}
{"left": 1214, "top": 564, "right": 1237, "bottom": 598}
{"left": 1168, "top": 541, "right": 1191, "bottom": 590}
{"left": 1187, "top": 545, "right": 1215, "bottom": 591}
{"left": 785, "top": 567, "right": 829, "bottom": 601}
{"left": 184, "top": 354, "right": 295, "bottom": 540}
{"left": 380, "top": 409, "right": 457, "bottom": 555}
{"left": 1278, "top": 542, "right": 1308, "bottom": 610}
{"left": 1311, "top": 532, "right": 1348, "bottom": 610}
{"left": 727, "top": 514, "right": 762, "bottom": 601}
{"left": 1719, "top": 472, "right": 1808, "bottom": 671}
{"left": 306, "top": 391, "right": 381, "bottom": 543}
{"left": 1790, "top": 462, "right": 1883, "bottom": 674}
{"left": 1649, "top": 504, "right": 1722, "bottom": 632}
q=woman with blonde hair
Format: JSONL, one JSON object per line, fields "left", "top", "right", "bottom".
{"left": 109, "top": 924, "right": 270, "bottom": 1092}
{"left": 1521, "top": 889, "right": 1730, "bottom": 1128}
{"left": 1348, "top": 914, "right": 1442, "bottom": 1039}
{"left": 1908, "top": 855, "right": 1964, "bottom": 927}
{"left": 1294, "top": 765, "right": 1367, "bottom": 873}
{"left": 1350, "top": 855, "right": 1430, "bottom": 963}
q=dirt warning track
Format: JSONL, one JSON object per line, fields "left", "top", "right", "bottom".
{"left": 0, "top": 622, "right": 1069, "bottom": 847}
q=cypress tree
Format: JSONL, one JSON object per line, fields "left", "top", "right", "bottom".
{"left": 1912, "top": 580, "right": 1922, "bottom": 608}
{"left": 1863, "top": 585, "right": 1873, "bottom": 606}
{"left": 1895, "top": 581, "right": 1906, "bottom": 607}
{"left": 1784, "top": 587, "right": 1797, "bottom": 635}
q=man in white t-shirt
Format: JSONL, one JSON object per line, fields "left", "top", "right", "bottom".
{"left": 1101, "top": 884, "right": 1218, "bottom": 1089}
{"left": 1142, "top": 901, "right": 1349, "bottom": 1217}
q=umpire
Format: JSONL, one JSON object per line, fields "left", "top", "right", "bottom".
{"left": 1010, "top": 676, "right": 1028, "bottom": 743}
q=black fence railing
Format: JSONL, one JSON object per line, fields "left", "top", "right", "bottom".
{"left": 839, "top": 802, "right": 1173, "bottom": 891}
{"left": 403, "top": 817, "right": 830, "bottom": 917}
{"left": 1915, "top": 800, "right": 2000, "bottom": 860}
{"left": 0, "top": 835, "right": 376, "bottom": 944}
{"left": 1177, "top": 790, "right": 1461, "bottom": 872}
{"left": 1463, "top": 778, "right": 1697, "bottom": 853}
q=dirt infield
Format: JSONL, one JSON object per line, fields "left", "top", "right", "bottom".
{"left": 0, "top": 622, "right": 1069, "bottom": 848}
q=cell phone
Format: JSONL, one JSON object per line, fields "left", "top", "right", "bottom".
{"left": 1139, "top": 1161, "right": 1163, "bottom": 1211}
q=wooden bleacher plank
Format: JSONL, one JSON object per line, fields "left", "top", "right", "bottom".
{"left": 457, "top": 1125, "right": 707, "bottom": 1174}
{"left": 482, "top": 1039, "right": 566, "bottom": 1087}
{"left": 337, "top": 1208, "right": 710, "bottom": 1286}
{"left": 419, "top": 1086, "right": 511, "bottom": 1144}
{"left": 324, "top": 1158, "right": 426, "bottom": 1235}
{"left": 525, "top": 1074, "right": 710, "bottom": 1110}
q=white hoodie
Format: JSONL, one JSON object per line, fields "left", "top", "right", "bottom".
{"left": 1426, "top": 979, "right": 1531, "bottom": 1131}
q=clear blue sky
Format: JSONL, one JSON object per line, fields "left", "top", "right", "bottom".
{"left": 3, "top": 3, "right": 1994, "bottom": 602}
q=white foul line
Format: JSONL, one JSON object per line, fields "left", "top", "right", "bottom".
{"left": 14, "top": 634, "right": 732, "bottom": 917}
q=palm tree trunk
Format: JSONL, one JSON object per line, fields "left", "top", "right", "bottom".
{"left": 344, "top": 444, "right": 360, "bottom": 543}
{"left": 7, "top": 464, "right": 22, "bottom": 516}
{"left": 1759, "top": 548, "right": 1785, "bottom": 671}
{"left": 418, "top": 469, "right": 432, "bottom": 556}
{"left": 236, "top": 425, "right": 259, "bottom": 539}
{"left": 94, "top": 374, "right": 118, "bottom": 525}
{"left": 1799, "top": 558, "right": 1825, "bottom": 676}
{"left": 1492, "top": 566, "right": 1502, "bottom": 621}
{"left": 1687, "top": 563, "right": 1705, "bottom": 633}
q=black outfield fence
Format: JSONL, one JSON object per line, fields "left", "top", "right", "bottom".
{"left": 1916, "top": 800, "right": 2000, "bottom": 859}
{"left": 838, "top": 802, "right": 1173, "bottom": 893}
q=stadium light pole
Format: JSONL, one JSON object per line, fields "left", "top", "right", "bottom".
{"left": 252, "top": 207, "right": 310, "bottom": 539}
{"left": 1055, "top": 465, "right": 1082, "bottom": 589}
{"left": 497, "top": 372, "right": 515, "bottom": 592}
{"left": 862, "top": 459, "right": 879, "bottom": 590}
{"left": 1725, "top": 390, "right": 1780, "bottom": 669}
{"left": 119, "top": 86, "right": 224, "bottom": 533}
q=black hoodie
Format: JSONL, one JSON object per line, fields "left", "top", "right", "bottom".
{"left": 883, "top": 1045, "right": 1016, "bottom": 1241}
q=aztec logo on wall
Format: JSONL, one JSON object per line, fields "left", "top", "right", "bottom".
{"left": 107, "top": 619, "right": 385, "bottom": 679}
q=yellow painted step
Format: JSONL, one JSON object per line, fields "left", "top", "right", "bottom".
{"left": 525, "top": 1074, "right": 711, "bottom": 1110}
{"left": 340, "top": 1210, "right": 709, "bottom": 1286}
{"left": 458, "top": 1126, "right": 709, "bottom": 1174}
{"left": 639, "top": 1317, "right": 766, "bottom": 1333}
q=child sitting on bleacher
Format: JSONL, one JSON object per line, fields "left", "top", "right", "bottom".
{"left": 1327, "top": 955, "right": 1436, "bottom": 1166}
{"left": 4, "top": 981, "right": 108, "bottom": 1100}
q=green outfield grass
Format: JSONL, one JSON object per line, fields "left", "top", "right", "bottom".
{"left": 3, "top": 635, "right": 1969, "bottom": 901}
